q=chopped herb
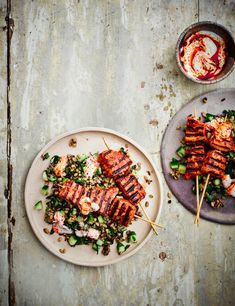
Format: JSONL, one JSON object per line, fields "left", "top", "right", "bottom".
{"left": 41, "top": 152, "right": 50, "bottom": 160}
{"left": 78, "top": 154, "right": 88, "bottom": 163}
{"left": 50, "top": 155, "right": 60, "bottom": 165}
{"left": 41, "top": 185, "right": 49, "bottom": 196}
{"left": 49, "top": 175, "right": 57, "bottom": 182}
{"left": 120, "top": 147, "right": 127, "bottom": 154}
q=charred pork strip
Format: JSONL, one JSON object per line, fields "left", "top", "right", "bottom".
{"left": 58, "top": 180, "right": 87, "bottom": 206}
{"left": 58, "top": 180, "right": 73, "bottom": 198}
{"left": 72, "top": 184, "right": 85, "bottom": 205}
{"left": 99, "top": 187, "right": 119, "bottom": 215}
{"left": 115, "top": 173, "right": 146, "bottom": 204}
{"left": 108, "top": 198, "right": 136, "bottom": 227}
{"left": 98, "top": 150, "right": 132, "bottom": 177}
{"left": 184, "top": 144, "right": 205, "bottom": 180}
{"left": 88, "top": 187, "right": 118, "bottom": 215}
{"left": 209, "top": 138, "right": 235, "bottom": 152}
{"left": 201, "top": 150, "right": 227, "bottom": 178}
{"left": 184, "top": 116, "right": 205, "bottom": 144}
{"left": 122, "top": 202, "right": 136, "bottom": 227}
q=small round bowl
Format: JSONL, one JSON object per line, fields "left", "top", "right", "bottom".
{"left": 176, "top": 21, "right": 235, "bottom": 84}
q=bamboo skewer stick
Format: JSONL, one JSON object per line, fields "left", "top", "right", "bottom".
{"left": 102, "top": 137, "right": 110, "bottom": 150}
{"left": 196, "top": 176, "right": 199, "bottom": 218}
{"left": 139, "top": 202, "right": 158, "bottom": 235}
{"left": 193, "top": 107, "right": 200, "bottom": 223}
{"left": 134, "top": 214, "right": 164, "bottom": 228}
{"left": 102, "top": 137, "right": 159, "bottom": 235}
{"left": 194, "top": 174, "right": 210, "bottom": 224}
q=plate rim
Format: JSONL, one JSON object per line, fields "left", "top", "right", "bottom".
{"left": 160, "top": 88, "right": 235, "bottom": 225}
{"left": 25, "top": 127, "right": 163, "bottom": 266}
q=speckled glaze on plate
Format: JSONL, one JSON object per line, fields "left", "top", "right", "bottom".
{"left": 161, "top": 88, "right": 235, "bottom": 224}
{"left": 25, "top": 128, "right": 163, "bottom": 266}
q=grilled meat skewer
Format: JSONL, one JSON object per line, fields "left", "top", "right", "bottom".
{"left": 98, "top": 150, "right": 132, "bottom": 178}
{"left": 98, "top": 149, "right": 146, "bottom": 204}
{"left": 201, "top": 150, "right": 227, "bottom": 178}
{"left": 184, "top": 116, "right": 205, "bottom": 144}
{"left": 185, "top": 145, "right": 205, "bottom": 180}
{"left": 58, "top": 180, "right": 136, "bottom": 226}
{"left": 115, "top": 173, "right": 146, "bottom": 204}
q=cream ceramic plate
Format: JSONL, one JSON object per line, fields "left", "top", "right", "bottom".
{"left": 25, "top": 128, "right": 163, "bottom": 266}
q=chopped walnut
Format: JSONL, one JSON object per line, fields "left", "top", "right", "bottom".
{"left": 43, "top": 228, "right": 50, "bottom": 235}
{"left": 170, "top": 171, "right": 179, "bottom": 180}
{"left": 144, "top": 175, "right": 152, "bottom": 185}
{"left": 69, "top": 138, "right": 77, "bottom": 147}
{"left": 167, "top": 192, "right": 172, "bottom": 199}
{"left": 210, "top": 199, "right": 223, "bottom": 208}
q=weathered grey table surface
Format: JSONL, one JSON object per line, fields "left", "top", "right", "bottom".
{"left": 0, "top": 1, "right": 235, "bottom": 305}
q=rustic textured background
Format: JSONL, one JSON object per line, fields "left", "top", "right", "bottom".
{"left": 0, "top": 0, "right": 235, "bottom": 305}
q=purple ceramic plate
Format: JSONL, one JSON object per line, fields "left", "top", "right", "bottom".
{"left": 161, "top": 88, "right": 235, "bottom": 224}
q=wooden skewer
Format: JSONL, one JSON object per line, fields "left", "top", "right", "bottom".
{"left": 134, "top": 214, "right": 164, "bottom": 228}
{"left": 102, "top": 137, "right": 110, "bottom": 150}
{"left": 196, "top": 176, "right": 199, "bottom": 221}
{"left": 194, "top": 174, "right": 210, "bottom": 224}
{"left": 139, "top": 202, "right": 158, "bottom": 235}
{"left": 102, "top": 137, "right": 159, "bottom": 235}
{"left": 193, "top": 108, "right": 200, "bottom": 223}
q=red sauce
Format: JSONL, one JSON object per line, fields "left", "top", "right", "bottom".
{"left": 180, "top": 31, "right": 227, "bottom": 80}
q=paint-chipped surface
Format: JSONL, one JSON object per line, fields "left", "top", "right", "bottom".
{"left": 0, "top": 0, "right": 235, "bottom": 305}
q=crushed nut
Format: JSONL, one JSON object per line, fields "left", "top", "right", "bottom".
{"left": 144, "top": 175, "right": 152, "bottom": 184}
{"left": 43, "top": 228, "right": 50, "bottom": 234}
{"left": 167, "top": 192, "right": 172, "bottom": 199}
{"left": 202, "top": 97, "right": 208, "bottom": 103}
{"left": 59, "top": 248, "right": 66, "bottom": 254}
{"left": 149, "top": 194, "right": 154, "bottom": 198}
{"left": 210, "top": 199, "right": 223, "bottom": 208}
{"left": 145, "top": 201, "right": 149, "bottom": 207}
{"left": 176, "top": 126, "right": 181, "bottom": 130}
{"left": 201, "top": 112, "right": 207, "bottom": 118}
{"left": 57, "top": 237, "right": 62, "bottom": 242}
{"left": 170, "top": 171, "right": 179, "bottom": 180}
{"left": 69, "top": 138, "right": 77, "bottom": 148}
